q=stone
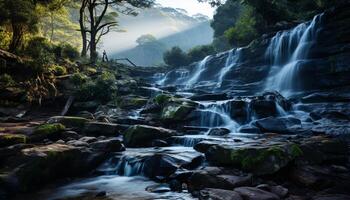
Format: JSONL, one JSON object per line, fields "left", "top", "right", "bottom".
{"left": 146, "top": 184, "right": 171, "bottom": 193}
{"left": 0, "top": 144, "right": 107, "bottom": 192}
{"left": 257, "top": 184, "right": 288, "bottom": 198}
{"left": 208, "top": 128, "right": 230, "bottom": 136}
{"left": 90, "top": 138, "right": 125, "bottom": 152}
{"left": 76, "top": 111, "right": 95, "bottom": 120}
{"left": 254, "top": 117, "right": 301, "bottom": 134}
{"left": 83, "top": 122, "right": 121, "bottom": 137}
{"left": 123, "top": 125, "right": 179, "bottom": 147}
{"left": 206, "top": 143, "right": 303, "bottom": 175}
{"left": 48, "top": 116, "right": 89, "bottom": 130}
{"left": 151, "top": 139, "right": 169, "bottom": 147}
{"left": 199, "top": 188, "right": 243, "bottom": 200}
{"left": 0, "top": 134, "right": 27, "bottom": 148}
{"left": 312, "top": 195, "right": 350, "bottom": 200}
{"left": 29, "top": 123, "right": 65, "bottom": 142}
{"left": 234, "top": 187, "right": 280, "bottom": 200}
{"left": 188, "top": 171, "right": 252, "bottom": 191}
{"left": 79, "top": 136, "right": 98, "bottom": 143}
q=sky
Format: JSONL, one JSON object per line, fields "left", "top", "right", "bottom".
{"left": 156, "top": 0, "right": 216, "bottom": 18}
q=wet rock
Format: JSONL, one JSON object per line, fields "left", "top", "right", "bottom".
{"left": 123, "top": 125, "right": 179, "bottom": 147}
{"left": 0, "top": 143, "right": 107, "bottom": 193}
{"left": 199, "top": 188, "right": 243, "bottom": 200}
{"left": 29, "top": 123, "right": 65, "bottom": 142}
{"left": 161, "top": 104, "right": 196, "bottom": 122}
{"left": 73, "top": 101, "right": 99, "bottom": 112}
{"left": 194, "top": 141, "right": 218, "bottom": 153}
{"left": 117, "top": 95, "right": 148, "bottom": 109}
{"left": 90, "top": 138, "right": 125, "bottom": 152}
{"left": 61, "top": 131, "right": 80, "bottom": 140}
{"left": 151, "top": 139, "right": 169, "bottom": 147}
{"left": 257, "top": 184, "right": 288, "bottom": 198}
{"left": 190, "top": 93, "right": 229, "bottom": 101}
{"left": 208, "top": 128, "right": 230, "bottom": 136}
{"left": 146, "top": 184, "right": 171, "bottom": 193}
{"left": 206, "top": 143, "right": 303, "bottom": 175}
{"left": 254, "top": 117, "right": 301, "bottom": 134}
{"left": 250, "top": 99, "right": 278, "bottom": 119}
{"left": 238, "top": 125, "right": 262, "bottom": 134}
{"left": 312, "top": 194, "right": 350, "bottom": 200}
{"left": 79, "top": 136, "right": 98, "bottom": 143}
{"left": 66, "top": 140, "right": 89, "bottom": 147}
{"left": 0, "top": 134, "right": 27, "bottom": 148}
{"left": 140, "top": 103, "right": 162, "bottom": 114}
{"left": 76, "top": 111, "right": 95, "bottom": 120}
{"left": 83, "top": 122, "right": 121, "bottom": 137}
{"left": 48, "top": 116, "right": 89, "bottom": 130}
{"left": 188, "top": 171, "right": 252, "bottom": 191}
{"left": 234, "top": 187, "right": 280, "bottom": 200}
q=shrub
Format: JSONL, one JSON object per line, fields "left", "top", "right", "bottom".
{"left": 188, "top": 45, "right": 216, "bottom": 63}
{"left": 56, "top": 43, "right": 79, "bottom": 60}
{"left": 0, "top": 73, "right": 15, "bottom": 87}
{"left": 25, "top": 37, "right": 55, "bottom": 74}
{"left": 163, "top": 47, "right": 189, "bottom": 67}
{"left": 71, "top": 73, "right": 88, "bottom": 86}
{"left": 49, "top": 65, "right": 67, "bottom": 76}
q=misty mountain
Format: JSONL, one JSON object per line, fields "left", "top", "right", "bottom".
{"left": 104, "top": 6, "right": 214, "bottom": 66}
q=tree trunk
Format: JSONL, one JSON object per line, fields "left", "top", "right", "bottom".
{"left": 9, "top": 23, "right": 23, "bottom": 53}
{"left": 79, "top": 1, "right": 88, "bottom": 57}
{"left": 88, "top": 2, "right": 97, "bottom": 63}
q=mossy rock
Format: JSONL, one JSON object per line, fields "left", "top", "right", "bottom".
{"left": 161, "top": 104, "right": 195, "bottom": 121}
{"left": 154, "top": 94, "right": 172, "bottom": 105}
{"left": 48, "top": 116, "right": 89, "bottom": 129}
{"left": 206, "top": 143, "right": 303, "bottom": 175}
{"left": 117, "top": 96, "right": 148, "bottom": 109}
{"left": 123, "top": 125, "right": 178, "bottom": 147}
{"left": 0, "top": 134, "right": 27, "bottom": 148}
{"left": 30, "top": 123, "right": 66, "bottom": 142}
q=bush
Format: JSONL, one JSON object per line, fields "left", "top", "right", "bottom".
{"left": 54, "top": 43, "right": 79, "bottom": 60}
{"left": 224, "top": 6, "right": 258, "bottom": 46}
{"left": 188, "top": 45, "right": 216, "bottom": 63}
{"left": 49, "top": 65, "right": 67, "bottom": 76}
{"left": 0, "top": 73, "right": 15, "bottom": 87}
{"left": 25, "top": 37, "right": 54, "bottom": 74}
{"left": 163, "top": 47, "right": 189, "bottom": 67}
{"left": 75, "top": 71, "right": 117, "bottom": 102}
{"left": 71, "top": 73, "right": 88, "bottom": 86}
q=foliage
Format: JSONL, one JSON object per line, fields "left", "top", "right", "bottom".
{"left": 54, "top": 43, "right": 80, "bottom": 60}
{"left": 136, "top": 34, "right": 157, "bottom": 45}
{"left": 224, "top": 6, "right": 258, "bottom": 46}
{"left": 75, "top": 71, "right": 117, "bottom": 102}
{"left": 49, "top": 64, "right": 67, "bottom": 76}
{"left": 71, "top": 73, "right": 88, "bottom": 86}
{"left": 188, "top": 45, "right": 216, "bottom": 63}
{"left": 163, "top": 47, "right": 189, "bottom": 67}
{"left": 0, "top": 73, "right": 15, "bottom": 87}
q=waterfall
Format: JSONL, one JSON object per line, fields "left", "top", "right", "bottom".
{"left": 185, "top": 56, "right": 211, "bottom": 87}
{"left": 216, "top": 48, "right": 242, "bottom": 88}
{"left": 265, "top": 14, "right": 323, "bottom": 96}
{"left": 198, "top": 100, "right": 240, "bottom": 133}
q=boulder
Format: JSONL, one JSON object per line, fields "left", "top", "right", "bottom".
{"left": 312, "top": 195, "right": 350, "bottom": 200}
{"left": 117, "top": 96, "right": 148, "bottom": 109}
{"left": 0, "top": 143, "right": 107, "bottom": 193}
{"left": 161, "top": 103, "right": 196, "bottom": 122}
{"left": 199, "top": 188, "right": 243, "bottom": 200}
{"left": 257, "top": 184, "right": 288, "bottom": 198}
{"left": 208, "top": 128, "right": 230, "bottom": 136}
{"left": 206, "top": 143, "right": 303, "bottom": 175}
{"left": 48, "top": 116, "right": 89, "bottom": 130}
{"left": 123, "top": 125, "right": 179, "bottom": 147}
{"left": 29, "top": 123, "right": 65, "bottom": 142}
{"left": 234, "top": 187, "right": 280, "bottom": 200}
{"left": 188, "top": 171, "right": 252, "bottom": 191}
{"left": 0, "top": 134, "right": 27, "bottom": 148}
{"left": 90, "top": 138, "right": 125, "bottom": 152}
{"left": 83, "top": 122, "right": 121, "bottom": 136}
{"left": 254, "top": 117, "right": 301, "bottom": 134}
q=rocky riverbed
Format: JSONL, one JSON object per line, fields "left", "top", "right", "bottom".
{"left": 1, "top": 3, "right": 350, "bottom": 200}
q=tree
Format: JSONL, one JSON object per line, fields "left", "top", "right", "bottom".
{"left": 188, "top": 45, "right": 216, "bottom": 63}
{"left": 163, "top": 47, "right": 189, "bottom": 67}
{"left": 136, "top": 34, "right": 157, "bottom": 45}
{"left": 78, "top": 0, "right": 155, "bottom": 62}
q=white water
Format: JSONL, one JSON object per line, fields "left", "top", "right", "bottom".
{"left": 185, "top": 56, "right": 211, "bottom": 87}
{"left": 265, "top": 14, "right": 323, "bottom": 96}
{"left": 216, "top": 48, "right": 242, "bottom": 88}
{"left": 198, "top": 100, "right": 240, "bottom": 133}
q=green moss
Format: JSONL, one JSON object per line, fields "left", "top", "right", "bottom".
{"left": 0, "top": 134, "right": 27, "bottom": 147}
{"left": 34, "top": 123, "right": 65, "bottom": 135}
{"left": 154, "top": 94, "right": 171, "bottom": 105}
{"left": 290, "top": 144, "right": 303, "bottom": 157}
{"left": 49, "top": 116, "right": 89, "bottom": 128}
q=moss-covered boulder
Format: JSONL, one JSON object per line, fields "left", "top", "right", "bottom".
{"left": 116, "top": 95, "right": 148, "bottom": 109}
{"left": 0, "top": 143, "right": 107, "bottom": 193}
{"left": 123, "top": 125, "right": 179, "bottom": 147}
{"left": 29, "top": 123, "right": 65, "bottom": 142}
{"left": 47, "top": 116, "right": 89, "bottom": 130}
{"left": 161, "top": 103, "right": 195, "bottom": 121}
{"left": 206, "top": 143, "right": 303, "bottom": 175}
{"left": 0, "top": 134, "right": 27, "bottom": 148}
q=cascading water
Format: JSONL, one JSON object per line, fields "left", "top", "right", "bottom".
{"left": 198, "top": 100, "right": 240, "bottom": 133}
{"left": 265, "top": 14, "right": 323, "bottom": 96}
{"left": 185, "top": 56, "right": 211, "bottom": 87}
{"left": 216, "top": 48, "right": 242, "bottom": 88}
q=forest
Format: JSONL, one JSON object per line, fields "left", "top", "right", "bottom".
{"left": 0, "top": 0, "right": 350, "bottom": 199}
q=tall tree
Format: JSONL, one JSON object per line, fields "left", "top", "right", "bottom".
{"left": 78, "top": 0, "right": 155, "bottom": 62}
